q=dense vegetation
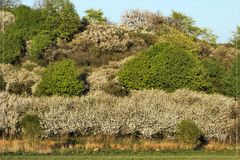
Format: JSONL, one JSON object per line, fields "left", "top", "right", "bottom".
{"left": 35, "top": 60, "right": 85, "bottom": 96}
{"left": 0, "top": 0, "right": 239, "bottom": 154}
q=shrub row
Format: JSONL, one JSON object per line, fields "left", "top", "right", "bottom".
{"left": 0, "top": 89, "right": 236, "bottom": 141}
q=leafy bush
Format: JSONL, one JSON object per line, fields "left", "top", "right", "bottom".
{"left": 223, "top": 55, "right": 240, "bottom": 98}
{"left": 118, "top": 43, "right": 209, "bottom": 92}
{"left": 158, "top": 24, "right": 200, "bottom": 53}
{"left": 20, "top": 114, "right": 42, "bottom": 140}
{"left": 202, "top": 58, "right": 228, "bottom": 94}
{"left": 28, "top": 32, "right": 53, "bottom": 61}
{"left": 103, "top": 82, "right": 129, "bottom": 97}
{"left": 0, "top": 73, "right": 5, "bottom": 91}
{"left": 176, "top": 120, "right": 203, "bottom": 145}
{"left": 36, "top": 60, "right": 85, "bottom": 96}
{"left": 11, "top": 5, "right": 45, "bottom": 40}
{"left": 0, "top": 29, "right": 24, "bottom": 64}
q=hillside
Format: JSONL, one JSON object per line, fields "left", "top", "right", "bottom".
{"left": 0, "top": 0, "right": 240, "bottom": 154}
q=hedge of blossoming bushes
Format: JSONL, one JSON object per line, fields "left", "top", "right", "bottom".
{"left": 0, "top": 89, "right": 236, "bottom": 141}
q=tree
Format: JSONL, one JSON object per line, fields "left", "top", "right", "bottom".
{"left": 84, "top": 9, "right": 106, "bottom": 24}
{"left": 41, "top": 0, "right": 81, "bottom": 40}
{"left": 230, "top": 26, "right": 240, "bottom": 49}
{"left": 170, "top": 10, "right": 217, "bottom": 44}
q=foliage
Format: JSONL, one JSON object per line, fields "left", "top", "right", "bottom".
{"left": 41, "top": 0, "right": 81, "bottom": 40}
{"left": 0, "top": 5, "right": 45, "bottom": 64}
{"left": 223, "top": 54, "right": 240, "bottom": 98}
{"left": 202, "top": 58, "right": 228, "bottom": 94}
{"left": 176, "top": 120, "right": 203, "bottom": 144}
{"left": 11, "top": 5, "right": 45, "bottom": 40}
{"left": 230, "top": 26, "right": 240, "bottom": 49}
{"left": 0, "top": 72, "right": 6, "bottom": 91}
{"left": 0, "top": 29, "right": 24, "bottom": 64}
{"left": 28, "top": 32, "right": 53, "bottom": 62}
{"left": 20, "top": 114, "right": 42, "bottom": 140}
{"left": 168, "top": 10, "right": 217, "bottom": 43}
{"left": 35, "top": 60, "right": 85, "bottom": 96}
{"left": 118, "top": 43, "right": 209, "bottom": 92}
{"left": 84, "top": 9, "right": 106, "bottom": 24}
{"left": 158, "top": 24, "right": 201, "bottom": 53}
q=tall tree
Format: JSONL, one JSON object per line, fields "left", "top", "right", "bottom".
{"left": 231, "top": 26, "right": 240, "bottom": 49}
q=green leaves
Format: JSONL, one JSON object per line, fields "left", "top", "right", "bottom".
{"left": 36, "top": 60, "right": 85, "bottom": 96}
{"left": 84, "top": 9, "right": 106, "bottom": 24}
{"left": 118, "top": 43, "right": 209, "bottom": 92}
{"left": 176, "top": 120, "right": 203, "bottom": 145}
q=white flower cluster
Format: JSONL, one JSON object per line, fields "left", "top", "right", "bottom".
{"left": 121, "top": 10, "right": 164, "bottom": 32}
{"left": 0, "top": 11, "right": 15, "bottom": 31}
{"left": 0, "top": 89, "right": 236, "bottom": 141}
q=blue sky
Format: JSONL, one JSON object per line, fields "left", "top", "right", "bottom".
{"left": 22, "top": 0, "right": 240, "bottom": 43}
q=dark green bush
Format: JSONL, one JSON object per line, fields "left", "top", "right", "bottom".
{"left": 118, "top": 43, "right": 209, "bottom": 92}
{"left": 0, "top": 73, "right": 6, "bottom": 91}
{"left": 20, "top": 114, "right": 42, "bottom": 140}
{"left": 0, "top": 30, "right": 24, "bottom": 64}
{"left": 28, "top": 32, "right": 53, "bottom": 61}
{"left": 103, "top": 82, "right": 129, "bottom": 97}
{"left": 12, "top": 5, "right": 45, "bottom": 40}
{"left": 176, "top": 120, "right": 203, "bottom": 145}
{"left": 36, "top": 60, "right": 85, "bottom": 96}
{"left": 223, "top": 55, "right": 240, "bottom": 98}
{"left": 202, "top": 58, "right": 228, "bottom": 94}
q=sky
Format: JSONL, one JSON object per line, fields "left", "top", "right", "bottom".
{"left": 22, "top": 0, "right": 240, "bottom": 43}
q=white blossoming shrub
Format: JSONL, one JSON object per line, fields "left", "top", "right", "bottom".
{"left": 0, "top": 62, "right": 44, "bottom": 95}
{"left": 121, "top": 10, "right": 164, "bottom": 32}
{"left": 0, "top": 89, "right": 236, "bottom": 141}
{"left": 53, "top": 24, "right": 157, "bottom": 66}
{"left": 0, "top": 11, "right": 15, "bottom": 31}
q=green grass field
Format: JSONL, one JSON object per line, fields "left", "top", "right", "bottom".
{"left": 1, "top": 151, "right": 239, "bottom": 160}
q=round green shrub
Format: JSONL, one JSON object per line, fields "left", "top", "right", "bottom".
{"left": 20, "top": 114, "right": 42, "bottom": 140}
{"left": 36, "top": 60, "right": 85, "bottom": 96}
{"left": 176, "top": 120, "right": 203, "bottom": 145}
{"left": 118, "top": 43, "right": 209, "bottom": 92}
{"left": 0, "top": 73, "right": 6, "bottom": 91}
